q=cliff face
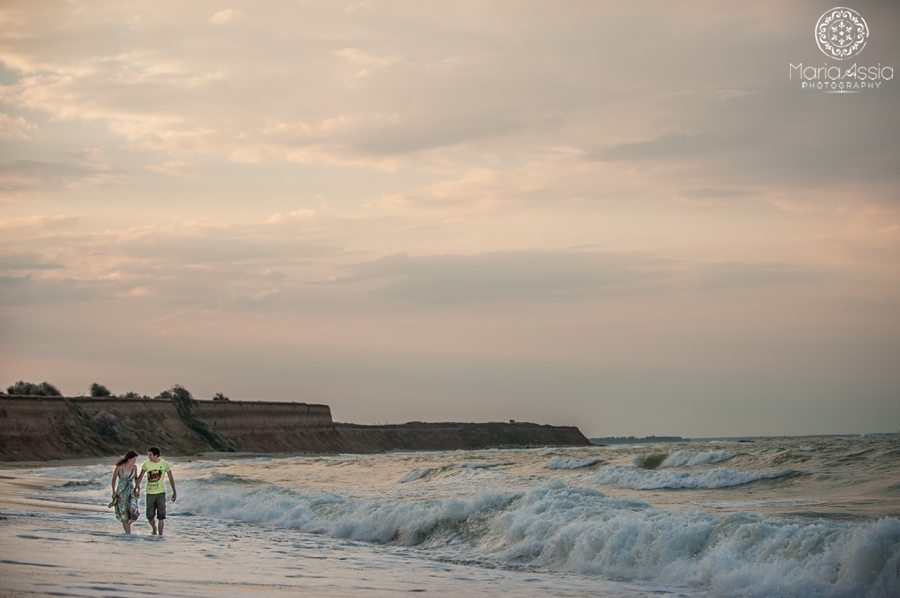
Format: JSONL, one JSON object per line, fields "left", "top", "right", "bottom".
{"left": 0, "top": 396, "right": 591, "bottom": 461}
{"left": 0, "top": 397, "right": 212, "bottom": 460}
{"left": 334, "top": 422, "right": 591, "bottom": 453}
{"left": 193, "top": 401, "right": 344, "bottom": 453}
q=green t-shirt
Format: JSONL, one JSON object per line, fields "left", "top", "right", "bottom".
{"left": 141, "top": 459, "right": 171, "bottom": 495}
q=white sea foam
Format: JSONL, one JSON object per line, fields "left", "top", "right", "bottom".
{"left": 179, "top": 478, "right": 900, "bottom": 597}
{"left": 181, "top": 481, "right": 516, "bottom": 544}
{"left": 488, "top": 481, "right": 900, "bottom": 597}
{"left": 546, "top": 457, "right": 602, "bottom": 470}
{"left": 596, "top": 465, "right": 796, "bottom": 490}
{"left": 660, "top": 450, "right": 733, "bottom": 468}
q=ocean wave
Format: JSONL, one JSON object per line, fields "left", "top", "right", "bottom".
{"left": 490, "top": 482, "right": 900, "bottom": 597}
{"left": 398, "top": 461, "right": 514, "bottom": 483}
{"left": 195, "top": 472, "right": 263, "bottom": 486}
{"left": 179, "top": 482, "right": 516, "bottom": 544}
{"left": 57, "top": 479, "right": 104, "bottom": 489}
{"left": 632, "top": 453, "right": 668, "bottom": 470}
{"left": 399, "top": 466, "right": 450, "bottom": 483}
{"left": 596, "top": 465, "right": 797, "bottom": 490}
{"left": 30, "top": 465, "right": 109, "bottom": 480}
{"left": 546, "top": 458, "right": 602, "bottom": 470}
{"left": 178, "top": 479, "right": 899, "bottom": 597}
{"left": 457, "top": 461, "right": 515, "bottom": 469}
{"left": 659, "top": 450, "right": 733, "bottom": 468}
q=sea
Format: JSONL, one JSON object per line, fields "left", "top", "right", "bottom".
{"left": 1, "top": 435, "right": 898, "bottom": 596}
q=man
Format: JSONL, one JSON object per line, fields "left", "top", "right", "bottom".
{"left": 134, "top": 446, "right": 177, "bottom": 536}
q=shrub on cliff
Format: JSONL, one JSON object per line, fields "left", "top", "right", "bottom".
{"left": 90, "top": 383, "right": 112, "bottom": 397}
{"left": 7, "top": 380, "right": 62, "bottom": 397}
{"left": 213, "top": 392, "right": 230, "bottom": 401}
{"left": 168, "top": 384, "right": 236, "bottom": 452}
{"left": 172, "top": 385, "right": 192, "bottom": 402}
{"left": 92, "top": 411, "right": 121, "bottom": 441}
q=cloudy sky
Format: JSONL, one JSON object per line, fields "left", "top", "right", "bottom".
{"left": 1, "top": 1, "right": 898, "bottom": 437}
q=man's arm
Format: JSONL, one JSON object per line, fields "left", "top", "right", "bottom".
{"left": 167, "top": 469, "right": 177, "bottom": 502}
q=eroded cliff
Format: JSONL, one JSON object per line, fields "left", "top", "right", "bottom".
{"left": 0, "top": 396, "right": 591, "bottom": 461}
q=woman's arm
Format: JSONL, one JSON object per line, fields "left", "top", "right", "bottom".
{"left": 111, "top": 465, "right": 119, "bottom": 495}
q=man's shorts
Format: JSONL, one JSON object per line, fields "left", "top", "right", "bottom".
{"left": 146, "top": 492, "right": 167, "bottom": 520}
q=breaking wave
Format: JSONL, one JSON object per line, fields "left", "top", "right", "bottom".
{"left": 178, "top": 479, "right": 899, "bottom": 597}
{"left": 398, "top": 461, "right": 514, "bottom": 484}
{"left": 659, "top": 450, "right": 734, "bottom": 468}
{"left": 546, "top": 457, "right": 602, "bottom": 470}
{"left": 595, "top": 465, "right": 797, "bottom": 490}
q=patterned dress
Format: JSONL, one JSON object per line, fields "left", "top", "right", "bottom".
{"left": 114, "top": 468, "right": 140, "bottom": 523}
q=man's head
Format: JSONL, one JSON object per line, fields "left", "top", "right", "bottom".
{"left": 148, "top": 446, "right": 161, "bottom": 462}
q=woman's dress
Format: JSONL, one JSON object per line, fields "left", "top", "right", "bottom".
{"left": 114, "top": 469, "right": 140, "bottom": 522}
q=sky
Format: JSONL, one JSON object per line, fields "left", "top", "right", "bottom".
{"left": 1, "top": 1, "right": 899, "bottom": 437}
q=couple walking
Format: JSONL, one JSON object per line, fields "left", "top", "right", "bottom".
{"left": 110, "top": 447, "right": 178, "bottom": 535}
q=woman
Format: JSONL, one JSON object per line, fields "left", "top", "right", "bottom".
{"left": 110, "top": 450, "right": 140, "bottom": 533}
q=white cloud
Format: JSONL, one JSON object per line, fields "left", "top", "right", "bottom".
{"left": 210, "top": 9, "right": 242, "bottom": 25}
{"left": 0, "top": 112, "right": 37, "bottom": 139}
{"left": 267, "top": 209, "right": 317, "bottom": 224}
{"left": 334, "top": 47, "right": 398, "bottom": 69}
{"left": 146, "top": 160, "right": 197, "bottom": 177}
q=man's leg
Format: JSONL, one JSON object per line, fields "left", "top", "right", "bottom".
{"left": 146, "top": 493, "right": 158, "bottom": 535}
{"left": 157, "top": 493, "right": 167, "bottom": 536}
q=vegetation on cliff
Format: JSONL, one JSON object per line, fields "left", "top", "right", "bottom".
{"left": 7, "top": 380, "right": 62, "bottom": 396}
{"left": 169, "top": 385, "right": 236, "bottom": 453}
{"left": 90, "top": 383, "right": 112, "bottom": 397}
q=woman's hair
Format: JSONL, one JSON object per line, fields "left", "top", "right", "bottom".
{"left": 116, "top": 450, "right": 139, "bottom": 466}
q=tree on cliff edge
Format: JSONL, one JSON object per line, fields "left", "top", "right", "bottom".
{"left": 155, "top": 385, "right": 192, "bottom": 402}
{"left": 7, "top": 380, "right": 62, "bottom": 396}
{"left": 90, "top": 383, "right": 112, "bottom": 397}
{"left": 172, "top": 385, "right": 192, "bottom": 402}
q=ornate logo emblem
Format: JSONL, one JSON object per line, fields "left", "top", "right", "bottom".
{"left": 815, "top": 7, "right": 869, "bottom": 60}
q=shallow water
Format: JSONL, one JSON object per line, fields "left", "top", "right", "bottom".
{"left": 2, "top": 435, "right": 899, "bottom": 596}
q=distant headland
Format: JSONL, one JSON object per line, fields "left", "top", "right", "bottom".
{"left": 590, "top": 435, "right": 685, "bottom": 445}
